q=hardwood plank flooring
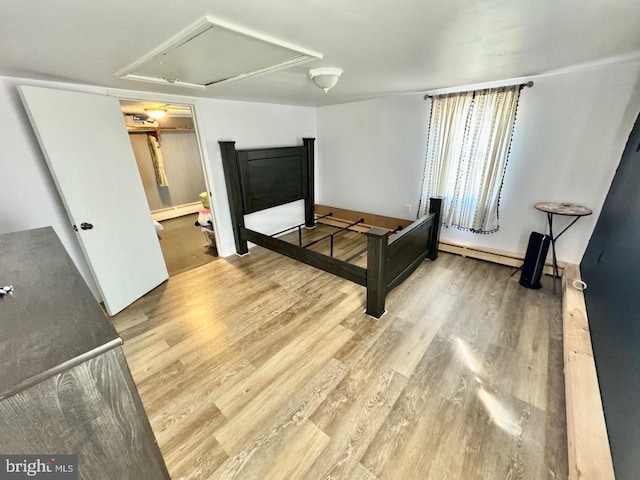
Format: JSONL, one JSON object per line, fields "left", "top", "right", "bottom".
{"left": 280, "top": 223, "right": 369, "bottom": 268}
{"left": 112, "top": 246, "right": 567, "bottom": 480}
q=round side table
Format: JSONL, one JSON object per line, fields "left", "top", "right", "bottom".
{"left": 534, "top": 202, "right": 592, "bottom": 294}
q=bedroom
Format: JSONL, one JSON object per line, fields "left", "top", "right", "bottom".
{"left": 0, "top": 1, "right": 639, "bottom": 479}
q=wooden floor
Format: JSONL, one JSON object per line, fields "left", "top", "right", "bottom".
{"left": 112, "top": 246, "right": 567, "bottom": 480}
{"left": 158, "top": 213, "right": 218, "bottom": 276}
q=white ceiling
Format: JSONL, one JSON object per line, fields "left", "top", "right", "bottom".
{"left": 1, "top": 0, "right": 640, "bottom": 107}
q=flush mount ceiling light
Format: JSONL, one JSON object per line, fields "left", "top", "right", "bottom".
{"left": 308, "top": 67, "right": 343, "bottom": 93}
{"left": 144, "top": 108, "right": 167, "bottom": 119}
{"left": 116, "top": 16, "right": 323, "bottom": 89}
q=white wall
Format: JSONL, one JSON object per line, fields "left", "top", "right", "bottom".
{"left": 0, "top": 77, "right": 107, "bottom": 297}
{"left": 0, "top": 75, "right": 315, "bottom": 302}
{"left": 193, "top": 99, "right": 315, "bottom": 247}
{"left": 316, "top": 61, "right": 640, "bottom": 264}
{"left": 316, "top": 94, "right": 429, "bottom": 219}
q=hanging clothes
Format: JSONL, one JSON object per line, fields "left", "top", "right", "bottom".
{"left": 147, "top": 134, "right": 168, "bottom": 187}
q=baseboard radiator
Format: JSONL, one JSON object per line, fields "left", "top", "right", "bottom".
{"left": 151, "top": 202, "right": 202, "bottom": 222}
{"left": 438, "top": 240, "right": 563, "bottom": 277}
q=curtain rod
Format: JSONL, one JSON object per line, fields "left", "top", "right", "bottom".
{"left": 423, "top": 80, "right": 533, "bottom": 100}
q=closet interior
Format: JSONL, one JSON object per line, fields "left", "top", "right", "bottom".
{"left": 120, "top": 100, "right": 218, "bottom": 276}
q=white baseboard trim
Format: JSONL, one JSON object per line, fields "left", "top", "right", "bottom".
{"left": 152, "top": 202, "right": 202, "bottom": 222}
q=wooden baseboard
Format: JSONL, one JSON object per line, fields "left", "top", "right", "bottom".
{"left": 562, "top": 265, "right": 615, "bottom": 480}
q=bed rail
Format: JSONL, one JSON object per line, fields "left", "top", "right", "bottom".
{"left": 237, "top": 198, "right": 442, "bottom": 319}
{"left": 240, "top": 227, "right": 367, "bottom": 286}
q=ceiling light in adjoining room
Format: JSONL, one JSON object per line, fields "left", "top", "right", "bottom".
{"left": 308, "top": 68, "right": 343, "bottom": 93}
{"left": 145, "top": 108, "right": 167, "bottom": 119}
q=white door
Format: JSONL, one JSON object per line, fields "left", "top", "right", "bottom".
{"left": 19, "top": 86, "right": 168, "bottom": 315}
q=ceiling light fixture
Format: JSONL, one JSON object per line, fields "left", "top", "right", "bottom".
{"left": 308, "top": 67, "right": 343, "bottom": 93}
{"left": 145, "top": 108, "right": 167, "bottom": 119}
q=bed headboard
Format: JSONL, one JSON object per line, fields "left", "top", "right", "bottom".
{"left": 219, "top": 138, "right": 315, "bottom": 254}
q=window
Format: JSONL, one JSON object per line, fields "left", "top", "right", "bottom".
{"left": 417, "top": 85, "right": 522, "bottom": 234}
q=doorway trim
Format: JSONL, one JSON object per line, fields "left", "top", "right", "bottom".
{"left": 108, "top": 88, "right": 226, "bottom": 256}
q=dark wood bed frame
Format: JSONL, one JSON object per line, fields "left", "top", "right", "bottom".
{"left": 219, "top": 138, "right": 442, "bottom": 318}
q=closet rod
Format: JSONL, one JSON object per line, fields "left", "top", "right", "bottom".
{"left": 127, "top": 127, "right": 194, "bottom": 133}
{"left": 423, "top": 80, "right": 533, "bottom": 99}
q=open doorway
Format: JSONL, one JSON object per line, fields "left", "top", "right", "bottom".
{"left": 119, "top": 99, "right": 219, "bottom": 276}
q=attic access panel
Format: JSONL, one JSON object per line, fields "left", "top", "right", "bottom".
{"left": 117, "top": 17, "right": 322, "bottom": 89}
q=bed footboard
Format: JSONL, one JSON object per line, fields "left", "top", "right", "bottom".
{"left": 365, "top": 198, "right": 442, "bottom": 317}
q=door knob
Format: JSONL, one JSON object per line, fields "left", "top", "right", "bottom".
{"left": 80, "top": 222, "right": 94, "bottom": 230}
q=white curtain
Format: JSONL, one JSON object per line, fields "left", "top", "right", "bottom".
{"left": 418, "top": 85, "right": 521, "bottom": 233}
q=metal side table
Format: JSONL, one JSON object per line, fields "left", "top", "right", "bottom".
{"left": 534, "top": 202, "right": 592, "bottom": 294}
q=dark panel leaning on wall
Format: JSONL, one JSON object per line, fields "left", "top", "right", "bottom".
{"left": 581, "top": 113, "right": 640, "bottom": 480}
